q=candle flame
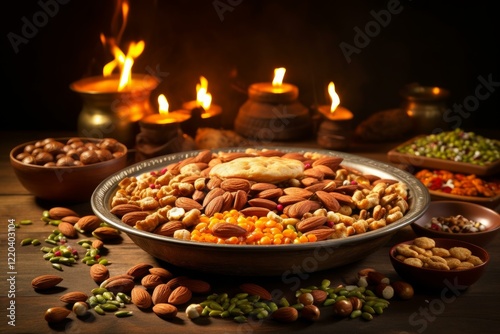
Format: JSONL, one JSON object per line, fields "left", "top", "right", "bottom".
{"left": 328, "top": 82, "right": 341, "bottom": 112}
{"left": 272, "top": 67, "right": 286, "bottom": 86}
{"left": 196, "top": 76, "right": 212, "bottom": 110}
{"left": 100, "top": 0, "right": 144, "bottom": 91}
{"left": 158, "top": 94, "right": 169, "bottom": 114}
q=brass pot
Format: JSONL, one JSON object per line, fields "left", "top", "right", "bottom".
{"left": 71, "top": 74, "right": 158, "bottom": 148}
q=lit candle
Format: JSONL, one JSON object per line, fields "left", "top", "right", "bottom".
{"left": 247, "top": 67, "right": 298, "bottom": 103}
{"left": 181, "top": 76, "right": 222, "bottom": 119}
{"left": 318, "top": 82, "right": 354, "bottom": 121}
{"left": 317, "top": 82, "right": 354, "bottom": 150}
{"left": 141, "top": 94, "right": 191, "bottom": 126}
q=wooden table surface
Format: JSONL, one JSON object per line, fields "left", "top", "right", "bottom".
{"left": 1, "top": 130, "right": 499, "bottom": 334}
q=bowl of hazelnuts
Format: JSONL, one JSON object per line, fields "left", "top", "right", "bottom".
{"left": 10, "top": 137, "right": 128, "bottom": 203}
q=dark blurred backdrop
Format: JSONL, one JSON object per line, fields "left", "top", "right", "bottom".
{"left": 1, "top": 0, "right": 499, "bottom": 134}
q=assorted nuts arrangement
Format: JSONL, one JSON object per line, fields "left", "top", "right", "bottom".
{"left": 393, "top": 237, "right": 485, "bottom": 270}
{"left": 109, "top": 149, "right": 411, "bottom": 244}
{"left": 14, "top": 137, "right": 126, "bottom": 167}
{"left": 425, "top": 214, "right": 486, "bottom": 233}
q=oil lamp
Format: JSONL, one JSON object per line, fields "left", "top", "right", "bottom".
{"left": 317, "top": 82, "right": 354, "bottom": 150}
{"left": 234, "top": 68, "right": 312, "bottom": 141}
{"left": 135, "top": 94, "right": 195, "bottom": 161}
{"left": 179, "top": 76, "right": 222, "bottom": 137}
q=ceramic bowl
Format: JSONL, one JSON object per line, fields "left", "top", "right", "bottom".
{"left": 390, "top": 238, "right": 490, "bottom": 291}
{"left": 92, "top": 147, "right": 430, "bottom": 276}
{"left": 10, "top": 137, "right": 128, "bottom": 203}
{"left": 410, "top": 201, "right": 500, "bottom": 247}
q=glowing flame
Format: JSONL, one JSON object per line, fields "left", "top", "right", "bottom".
{"left": 158, "top": 94, "right": 169, "bottom": 114}
{"left": 328, "top": 82, "right": 341, "bottom": 112}
{"left": 100, "top": 0, "right": 144, "bottom": 91}
{"left": 432, "top": 87, "right": 441, "bottom": 95}
{"left": 196, "top": 76, "right": 212, "bottom": 110}
{"left": 272, "top": 67, "right": 286, "bottom": 86}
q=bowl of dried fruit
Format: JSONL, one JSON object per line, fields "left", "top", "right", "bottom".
{"left": 390, "top": 237, "right": 490, "bottom": 291}
{"left": 92, "top": 147, "right": 430, "bottom": 276}
{"left": 10, "top": 137, "right": 128, "bottom": 203}
{"left": 410, "top": 201, "right": 500, "bottom": 247}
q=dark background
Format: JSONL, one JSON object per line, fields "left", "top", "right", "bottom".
{"left": 1, "top": 0, "right": 498, "bottom": 135}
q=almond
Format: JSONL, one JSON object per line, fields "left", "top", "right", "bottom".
{"left": 250, "top": 182, "right": 277, "bottom": 192}
{"left": 57, "top": 221, "right": 78, "bottom": 238}
{"left": 126, "top": 263, "right": 153, "bottom": 280}
{"left": 304, "top": 167, "right": 324, "bottom": 180}
{"left": 122, "top": 211, "right": 150, "bottom": 226}
{"left": 315, "top": 191, "right": 341, "bottom": 212}
{"left": 277, "top": 195, "right": 305, "bottom": 206}
{"left": 44, "top": 307, "right": 71, "bottom": 323}
{"left": 75, "top": 215, "right": 101, "bottom": 233}
{"left": 104, "top": 277, "right": 135, "bottom": 294}
{"left": 248, "top": 198, "right": 278, "bottom": 210}
{"left": 206, "top": 176, "right": 222, "bottom": 189}
{"left": 310, "top": 289, "right": 328, "bottom": 304}
{"left": 175, "top": 197, "right": 203, "bottom": 211}
{"left": 284, "top": 200, "right": 312, "bottom": 218}
{"left": 283, "top": 187, "right": 313, "bottom": 199}
{"left": 151, "top": 284, "right": 172, "bottom": 304}
{"left": 232, "top": 190, "right": 248, "bottom": 211}
{"left": 89, "top": 263, "right": 109, "bottom": 284}
{"left": 141, "top": 274, "right": 164, "bottom": 289}
{"left": 255, "top": 149, "right": 285, "bottom": 157}
{"left": 271, "top": 306, "right": 299, "bottom": 322}
{"left": 59, "top": 291, "right": 89, "bottom": 304}
{"left": 239, "top": 283, "right": 272, "bottom": 300}
{"left": 221, "top": 191, "right": 235, "bottom": 212}
{"left": 92, "top": 239, "right": 104, "bottom": 250}
{"left": 154, "top": 221, "right": 184, "bottom": 237}
{"left": 304, "top": 228, "right": 334, "bottom": 241}
{"left": 312, "top": 156, "right": 343, "bottom": 170}
{"left": 152, "top": 303, "right": 178, "bottom": 319}
{"left": 330, "top": 192, "right": 354, "bottom": 205}
{"left": 92, "top": 226, "right": 121, "bottom": 241}
{"left": 256, "top": 188, "right": 283, "bottom": 199}
{"left": 110, "top": 203, "right": 142, "bottom": 216}
{"left": 220, "top": 178, "right": 251, "bottom": 192}
{"left": 202, "top": 187, "right": 225, "bottom": 207}
{"left": 218, "top": 152, "right": 254, "bottom": 162}
{"left": 168, "top": 286, "right": 192, "bottom": 305}
{"left": 296, "top": 216, "right": 328, "bottom": 233}
{"left": 281, "top": 152, "right": 309, "bottom": 161}
{"left": 211, "top": 222, "right": 247, "bottom": 238}
{"left": 194, "top": 149, "right": 213, "bottom": 163}
{"left": 49, "top": 207, "right": 79, "bottom": 220}
{"left": 61, "top": 215, "right": 80, "bottom": 224}
{"left": 149, "top": 267, "right": 174, "bottom": 281}
{"left": 31, "top": 274, "right": 63, "bottom": 290}
{"left": 131, "top": 286, "right": 153, "bottom": 309}
{"left": 300, "top": 177, "right": 320, "bottom": 187}
{"left": 239, "top": 207, "right": 270, "bottom": 217}
{"left": 204, "top": 195, "right": 224, "bottom": 217}
{"left": 312, "top": 164, "right": 336, "bottom": 178}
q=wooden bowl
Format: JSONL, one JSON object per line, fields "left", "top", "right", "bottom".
{"left": 91, "top": 147, "right": 430, "bottom": 276}
{"left": 390, "top": 238, "right": 490, "bottom": 291}
{"left": 410, "top": 201, "right": 500, "bottom": 247}
{"left": 10, "top": 137, "right": 127, "bottom": 203}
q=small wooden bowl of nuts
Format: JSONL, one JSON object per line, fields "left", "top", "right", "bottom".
{"left": 10, "top": 137, "right": 128, "bottom": 203}
{"left": 389, "top": 237, "right": 490, "bottom": 291}
{"left": 410, "top": 201, "right": 500, "bottom": 247}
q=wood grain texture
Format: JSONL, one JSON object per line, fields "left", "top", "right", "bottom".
{"left": 1, "top": 131, "right": 499, "bottom": 334}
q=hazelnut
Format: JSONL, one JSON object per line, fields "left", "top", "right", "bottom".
{"left": 56, "top": 156, "right": 76, "bottom": 167}
{"left": 301, "top": 304, "right": 320, "bottom": 321}
{"left": 80, "top": 150, "right": 99, "bottom": 164}
{"left": 35, "top": 152, "right": 53, "bottom": 165}
{"left": 332, "top": 299, "right": 353, "bottom": 317}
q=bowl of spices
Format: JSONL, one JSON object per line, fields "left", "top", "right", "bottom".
{"left": 410, "top": 201, "right": 500, "bottom": 247}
